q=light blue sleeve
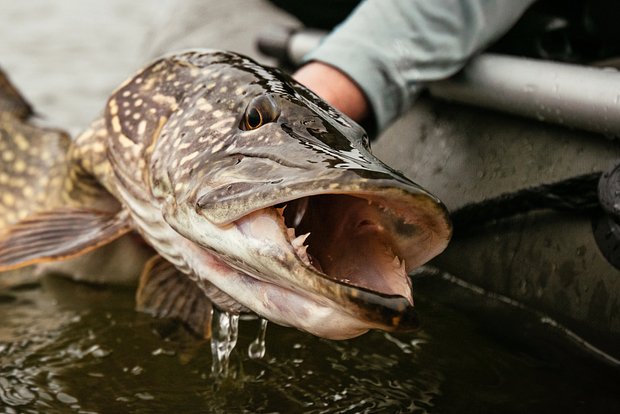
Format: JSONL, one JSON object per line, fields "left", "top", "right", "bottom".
{"left": 303, "top": 0, "right": 537, "bottom": 132}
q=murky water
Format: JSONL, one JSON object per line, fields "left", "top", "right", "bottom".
{"left": 1, "top": 273, "right": 618, "bottom": 414}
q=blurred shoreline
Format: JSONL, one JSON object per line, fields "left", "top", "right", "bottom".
{"left": 0, "top": 1, "right": 172, "bottom": 133}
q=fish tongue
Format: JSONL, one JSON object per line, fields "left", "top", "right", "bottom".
{"left": 318, "top": 228, "right": 414, "bottom": 304}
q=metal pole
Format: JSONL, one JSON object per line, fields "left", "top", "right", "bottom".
{"left": 429, "top": 54, "right": 620, "bottom": 138}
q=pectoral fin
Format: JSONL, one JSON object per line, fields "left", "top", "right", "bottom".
{"left": 136, "top": 255, "right": 213, "bottom": 339}
{"left": 0, "top": 208, "right": 131, "bottom": 271}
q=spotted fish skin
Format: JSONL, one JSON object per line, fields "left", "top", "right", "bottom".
{"left": 68, "top": 52, "right": 252, "bottom": 311}
{"left": 0, "top": 110, "right": 69, "bottom": 228}
{"left": 0, "top": 68, "right": 116, "bottom": 233}
{"left": 0, "top": 50, "right": 451, "bottom": 339}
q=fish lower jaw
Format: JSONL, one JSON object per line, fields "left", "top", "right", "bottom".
{"left": 245, "top": 278, "right": 373, "bottom": 339}
{"left": 201, "top": 262, "right": 375, "bottom": 339}
{"left": 179, "top": 238, "right": 373, "bottom": 339}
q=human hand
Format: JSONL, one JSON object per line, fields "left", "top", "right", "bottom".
{"left": 293, "top": 61, "right": 370, "bottom": 124}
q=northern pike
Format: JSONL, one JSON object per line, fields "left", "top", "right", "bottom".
{"left": 0, "top": 50, "right": 451, "bottom": 340}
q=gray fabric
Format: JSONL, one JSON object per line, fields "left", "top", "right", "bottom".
{"left": 304, "top": 0, "right": 537, "bottom": 132}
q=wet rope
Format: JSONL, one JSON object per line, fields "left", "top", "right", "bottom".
{"left": 449, "top": 161, "right": 620, "bottom": 269}
{"left": 450, "top": 172, "right": 603, "bottom": 231}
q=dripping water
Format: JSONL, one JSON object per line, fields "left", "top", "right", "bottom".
{"left": 247, "top": 318, "right": 268, "bottom": 359}
{"left": 210, "top": 308, "right": 239, "bottom": 377}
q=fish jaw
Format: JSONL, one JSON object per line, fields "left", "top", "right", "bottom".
{"left": 104, "top": 49, "right": 452, "bottom": 337}
{"left": 164, "top": 182, "right": 446, "bottom": 337}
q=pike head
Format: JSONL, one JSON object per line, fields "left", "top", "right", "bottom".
{"left": 112, "top": 51, "right": 451, "bottom": 339}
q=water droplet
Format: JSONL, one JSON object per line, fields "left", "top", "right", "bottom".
{"left": 248, "top": 318, "right": 268, "bottom": 359}
{"left": 210, "top": 308, "right": 239, "bottom": 377}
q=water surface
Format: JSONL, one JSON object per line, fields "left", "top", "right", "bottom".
{"left": 1, "top": 273, "right": 618, "bottom": 413}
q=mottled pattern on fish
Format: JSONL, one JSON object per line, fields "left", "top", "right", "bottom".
{"left": 0, "top": 51, "right": 451, "bottom": 340}
{"left": 0, "top": 113, "right": 68, "bottom": 227}
{"left": 73, "top": 52, "right": 286, "bottom": 312}
{"left": 0, "top": 68, "right": 107, "bottom": 231}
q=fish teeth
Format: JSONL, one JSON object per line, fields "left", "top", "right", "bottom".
{"left": 298, "top": 245, "right": 311, "bottom": 266}
{"left": 293, "top": 244, "right": 311, "bottom": 267}
{"left": 391, "top": 256, "right": 406, "bottom": 273}
{"left": 287, "top": 226, "right": 319, "bottom": 271}
{"left": 292, "top": 232, "right": 310, "bottom": 249}
{"left": 291, "top": 233, "right": 313, "bottom": 267}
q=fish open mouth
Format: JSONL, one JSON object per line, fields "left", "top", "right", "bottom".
{"left": 277, "top": 195, "right": 416, "bottom": 305}
{"left": 198, "top": 180, "right": 450, "bottom": 334}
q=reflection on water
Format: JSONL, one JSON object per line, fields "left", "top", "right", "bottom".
{"left": 1, "top": 274, "right": 619, "bottom": 413}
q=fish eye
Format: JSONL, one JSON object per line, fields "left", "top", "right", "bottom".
{"left": 246, "top": 107, "right": 262, "bottom": 129}
{"left": 242, "top": 95, "right": 280, "bottom": 131}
